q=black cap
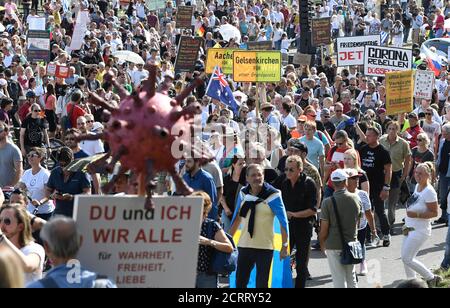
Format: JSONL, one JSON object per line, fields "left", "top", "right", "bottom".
{"left": 289, "top": 139, "right": 308, "bottom": 154}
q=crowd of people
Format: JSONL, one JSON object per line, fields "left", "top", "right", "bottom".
{"left": 0, "top": 0, "right": 450, "bottom": 289}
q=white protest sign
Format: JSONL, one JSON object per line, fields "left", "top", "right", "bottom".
{"left": 74, "top": 195, "right": 203, "bottom": 288}
{"left": 414, "top": 70, "right": 435, "bottom": 100}
{"left": 364, "top": 45, "right": 413, "bottom": 77}
{"left": 28, "top": 17, "right": 46, "bottom": 30}
{"left": 336, "top": 35, "right": 380, "bottom": 67}
{"left": 70, "top": 10, "right": 90, "bottom": 51}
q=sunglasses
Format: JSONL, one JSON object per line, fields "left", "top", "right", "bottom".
{"left": 86, "top": 120, "right": 94, "bottom": 123}
{"left": 417, "top": 138, "right": 425, "bottom": 142}
{"left": 0, "top": 217, "right": 12, "bottom": 226}
{"left": 241, "top": 110, "right": 248, "bottom": 113}
{"left": 32, "top": 109, "right": 41, "bottom": 112}
{"left": 425, "top": 113, "right": 432, "bottom": 115}
{"left": 335, "top": 110, "right": 343, "bottom": 113}
{"left": 323, "top": 115, "right": 330, "bottom": 118}
{"left": 349, "top": 176, "right": 360, "bottom": 180}
{"left": 27, "top": 153, "right": 40, "bottom": 158}
{"left": 284, "top": 168, "right": 296, "bottom": 173}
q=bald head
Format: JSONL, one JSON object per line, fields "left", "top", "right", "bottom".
{"left": 40, "top": 216, "right": 81, "bottom": 260}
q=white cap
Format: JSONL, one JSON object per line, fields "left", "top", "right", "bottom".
{"left": 331, "top": 169, "right": 349, "bottom": 182}
{"left": 0, "top": 78, "right": 7, "bottom": 86}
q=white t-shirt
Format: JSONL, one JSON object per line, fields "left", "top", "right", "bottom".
{"left": 357, "top": 190, "right": 371, "bottom": 230}
{"left": 435, "top": 79, "right": 448, "bottom": 101}
{"left": 421, "top": 121, "right": 441, "bottom": 152}
{"left": 21, "top": 242, "right": 45, "bottom": 286}
{"left": 21, "top": 168, "right": 55, "bottom": 215}
{"left": 405, "top": 184, "right": 438, "bottom": 235}
{"left": 80, "top": 136, "right": 105, "bottom": 157}
{"left": 283, "top": 113, "right": 297, "bottom": 129}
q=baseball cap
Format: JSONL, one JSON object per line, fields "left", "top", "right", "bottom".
{"left": 331, "top": 169, "right": 349, "bottom": 182}
{"left": 377, "top": 108, "right": 386, "bottom": 115}
{"left": 408, "top": 112, "right": 418, "bottom": 119}
{"left": 26, "top": 91, "right": 36, "bottom": 98}
{"left": 345, "top": 168, "right": 362, "bottom": 178}
{"left": 297, "top": 115, "right": 308, "bottom": 122}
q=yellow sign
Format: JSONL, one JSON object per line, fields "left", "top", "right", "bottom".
{"left": 205, "top": 48, "right": 235, "bottom": 74}
{"left": 386, "top": 70, "right": 414, "bottom": 115}
{"left": 232, "top": 51, "right": 282, "bottom": 82}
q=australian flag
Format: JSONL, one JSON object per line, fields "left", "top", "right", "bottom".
{"left": 206, "top": 66, "right": 239, "bottom": 114}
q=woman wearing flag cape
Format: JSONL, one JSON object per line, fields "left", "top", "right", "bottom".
{"left": 229, "top": 164, "right": 290, "bottom": 288}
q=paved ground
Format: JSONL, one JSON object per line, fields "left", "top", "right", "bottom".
{"left": 306, "top": 207, "right": 448, "bottom": 288}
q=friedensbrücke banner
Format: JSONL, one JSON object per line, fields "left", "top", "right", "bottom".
{"left": 386, "top": 70, "right": 414, "bottom": 115}
{"left": 364, "top": 45, "right": 412, "bottom": 77}
{"left": 73, "top": 196, "right": 203, "bottom": 288}
{"left": 336, "top": 35, "right": 380, "bottom": 67}
{"left": 232, "top": 51, "right": 282, "bottom": 82}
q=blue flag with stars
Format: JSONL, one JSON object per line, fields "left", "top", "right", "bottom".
{"left": 206, "top": 66, "right": 239, "bottom": 114}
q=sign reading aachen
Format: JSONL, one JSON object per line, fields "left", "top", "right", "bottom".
{"left": 232, "top": 51, "right": 282, "bottom": 82}
{"left": 205, "top": 48, "right": 236, "bottom": 74}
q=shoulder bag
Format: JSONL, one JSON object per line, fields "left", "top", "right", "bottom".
{"left": 331, "top": 197, "right": 363, "bottom": 265}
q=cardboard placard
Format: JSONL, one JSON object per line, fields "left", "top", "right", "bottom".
{"left": 27, "top": 30, "right": 51, "bottom": 63}
{"left": 205, "top": 48, "right": 236, "bottom": 74}
{"left": 364, "top": 45, "right": 413, "bottom": 77}
{"left": 311, "top": 18, "right": 331, "bottom": 46}
{"left": 336, "top": 35, "right": 381, "bottom": 67}
{"left": 232, "top": 51, "right": 282, "bottom": 82}
{"left": 174, "top": 36, "right": 203, "bottom": 73}
{"left": 386, "top": 70, "right": 414, "bottom": 115}
{"left": 247, "top": 41, "right": 273, "bottom": 51}
{"left": 73, "top": 195, "right": 203, "bottom": 288}
{"left": 293, "top": 53, "right": 312, "bottom": 66}
{"left": 175, "top": 6, "right": 194, "bottom": 29}
{"left": 414, "top": 70, "right": 435, "bottom": 100}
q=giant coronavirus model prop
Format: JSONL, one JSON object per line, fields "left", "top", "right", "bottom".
{"left": 78, "top": 65, "right": 212, "bottom": 209}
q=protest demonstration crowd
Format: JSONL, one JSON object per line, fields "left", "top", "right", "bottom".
{"left": 1, "top": 0, "right": 450, "bottom": 290}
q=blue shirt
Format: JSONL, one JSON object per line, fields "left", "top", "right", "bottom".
{"left": 46, "top": 167, "right": 91, "bottom": 218}
{"left": 183, "top": 169, "right": 218, "bottom": 220}
{"left": 27, "top": 264, "right": 116, "bottom": 288}
{"left": 299, "top": 136, "right": 325, "bottom": 170}
{"left": 74, "top": 150, "right": 89, "bottom": 160}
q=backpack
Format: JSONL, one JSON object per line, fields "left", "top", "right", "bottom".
{"left": 206, "top": 219, "right": 238, "bottom": 275}
{"left": 7, "top": 80, "right": 20, "bottom": 103}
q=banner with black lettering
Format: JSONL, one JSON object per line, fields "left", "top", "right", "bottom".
{"left": 336, "top": 35, "right": 380, "bottom": 67}
{"left": 364, "top": 45, "right": 412, "bottom": 77}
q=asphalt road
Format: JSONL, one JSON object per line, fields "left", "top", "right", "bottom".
{"left": 306, "top": 207, "right": 448, "bottom": 288}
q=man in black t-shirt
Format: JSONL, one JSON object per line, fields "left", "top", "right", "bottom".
{"left": 359, "top": 127, "right": 392, "bottom": 247}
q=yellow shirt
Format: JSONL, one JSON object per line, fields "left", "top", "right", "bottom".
{"left": 237, "top": 192, "right": 279, "bottom": 250}
{"left": 379, "top": 135, "right": 411, "bottom": 172}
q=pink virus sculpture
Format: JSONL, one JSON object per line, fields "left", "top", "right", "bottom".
{"left": 78, "top": 65, "right": 212, "bottom": 209}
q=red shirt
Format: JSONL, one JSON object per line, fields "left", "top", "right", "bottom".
{"left": 405, "top": 125, "right": 423, "bottom": 149}
{"left": 67, "top": 103, "right": 86, "bottom": 128}
{"left": 18, "top": 102, "right": 31, "bottom": 122}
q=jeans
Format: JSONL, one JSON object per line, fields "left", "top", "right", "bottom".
{"left": 441, "top": 213, "right": 450, "bottom": 270}
{"left": 358, "top": 226, "right": 368, "bottom": 260}
{"left": 326, "top": 250, "right": 358, "bottom": 288}
{"left": 370, "top": 191, "right": 390, "bottom": 236}
{"left": 196, "top": 272, "right": 218, "bottom": 288}
{"left": 438, "top": 173, "right": 450, "bottom": 218}
{"left": 236, "top": 247, "right": 273, "bottom": 288}
{"left": 402, "top": 230, "right": 434, "bottom": 280}
{"left": 289, "top": 222, "right": 312, "bottom": 288}
{"left": 403, "top": 26, "right": 411, "bottom": 44}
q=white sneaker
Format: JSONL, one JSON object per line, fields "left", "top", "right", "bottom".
{"left": 359, "top": 261, "right": 368, "bottom": 276}
{"left": 370, "top": 236, "right": 381, "bottom": 247}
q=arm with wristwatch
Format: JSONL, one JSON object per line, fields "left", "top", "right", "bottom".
{"left": 380, "top": 163, "right": 392, "bottom": 201}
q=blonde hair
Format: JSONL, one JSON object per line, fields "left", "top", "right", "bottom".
{"left": 0, "top": 204, "right": 33, "bottom": 248}
{"left": 0, "top": 246, "right": 24, "bottom": 288}
{"left": 417, "top": 162, "right": 436, "bottom": 182}
{"left": 344, "top": 148, "right": 361, "bottom": 170}
{"left": 286, "top": 155, "right": 303, "bottom": 170}
{"left": 416, "top": 132, "right": 430, "bottom": 147}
